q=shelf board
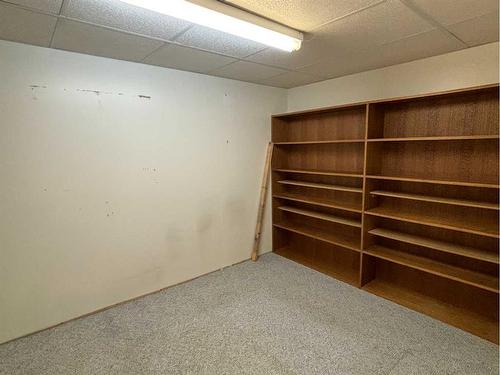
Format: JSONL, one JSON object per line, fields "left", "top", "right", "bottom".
{"left": 275, "top": 246, "right": 359, "bottom": 287}
{"left": 274, "top": 169, "right": 363, "bottom": 178}
{"left": 364, "top": 245, "right": 499, "bottom": 293}
{"left": 274, "top": 139, "right": 365, "bottom": 145}
{"left": 367, "top": 135, "right": 499, "bottom": 142}
{"left": 365, "top": 206, "right": 499, "bottom": 238}
{"left": 274, "top": 222, "right": 360, "bottom": 251}
{"left": 362, "top": 279, "right": 499, "bottom": 344}
{"left": 278, "top": 180, "right": 363, "bottom": 194}
{"left": 366, "top": 175, "right": 500, "bottom": 189}
{"left": 278, "top": 206, "right": 362, "bottom": 228}
{"left": 273, "top": 193, "right": 362, "bottom": 213}
{"left": 370, "top": 190, "right": 499, "bottom": 210}
{"left": 369, "top": 228, "right": 499, "bottom": 264}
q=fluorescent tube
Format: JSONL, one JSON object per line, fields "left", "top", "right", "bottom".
{"left": 117, "top": 0, "right": 303, "bottom": 52}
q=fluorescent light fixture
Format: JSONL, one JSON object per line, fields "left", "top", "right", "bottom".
{"left": 117, "top": 0, "right": 303, "bottom": 52}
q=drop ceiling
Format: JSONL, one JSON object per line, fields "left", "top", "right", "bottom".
{"left": 0, "top": 0, "right": 498, "bottom": 88}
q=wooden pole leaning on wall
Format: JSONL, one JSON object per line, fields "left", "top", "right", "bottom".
{"left": 251, "top": 142, "right": 274, "bottom": 262}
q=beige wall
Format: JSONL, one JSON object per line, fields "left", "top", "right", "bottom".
{"left": 0, "top": 40, "right": 286, "bottom": 344}
{"left": 287, "top": 42, "right": 499, "bottom": 112}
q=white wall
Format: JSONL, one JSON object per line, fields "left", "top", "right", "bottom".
{"left": 287, "top": 42, "right": 499, "bottom": 112}
{"left": 0, "top": 40, "right": 286, "bottom": 344}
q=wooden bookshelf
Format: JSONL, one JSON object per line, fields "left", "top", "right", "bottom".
{"left": 364, "top": 245, "right": 499, "bottom": 293}
{"left": 274, "top": 193, "right": 362, "bottom": 213}
{"left": 367, "top": 135, "right": 499, "bottom": 142}
{"left": 369, "top": 228, "right": 499, "bottom": 264}
{"left": 274, "top": 168, "right": 363, "bottom": 178}
{"left": 365, "top": 139, "right": 499, "bottom": 186}
{"left": 365, "top": 205, "right": 499, "bottom": 238}
{"left": 272, "top": 84, "right": 500, "bottom": 343}
{"left": 274, "top": 222, "right": 360, "bottom": 251}
{"left": 274, "top": 139, "right": 365, "bottom": 145}
{"left": 369, "top": 190, "right": 499, "bottom": 210}
{"left": 362, "top": 278, "right": 499, "bottom": 344}
{"left": 277, "top": 206, "right": 361, "bottom": 228}
{"left": 275, "top": 245, "right": 360, "bottom": 287}
{"left": 365, "top": 175, "right": 500, "bottom": 189}
{"left": 277, "top": 180, "right": 363, "bottom": 193}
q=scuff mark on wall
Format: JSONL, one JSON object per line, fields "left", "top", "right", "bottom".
{"left": 27, "top": 85, "right": 151, "bottom": 100}
{"left": 76, "top": 89, "right": 113, "bottom": 96}
{"left": 29, "top": 85, "right": 47, "bottom": 100}
{"left": 196, "top": 214, "right": 213, "bottom": 233}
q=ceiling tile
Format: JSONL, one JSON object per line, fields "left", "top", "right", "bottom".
{"left": 245, "top": 38, "right": 333, "bottom": 69}
{"left": 63, "top": 0, "right": 191, "bottom": 41}
{"left": 210, "top": 61, "right": 287, "bottom": 83}
{"left": 223, "top": 0, "right": 383, "bottom": 31}
{"left": 297, "top": 48, "right": 383, "bottom": 80}
{"left": 175, "top": 25, "right": 267, "bottom": 58}
{"left": 315, "top": 0, "right": 434, "bottom": 49}
{"left": 5, "top": 0, "right": 62, "bottom": 13}
{"left": 258, "top": 71, "right": 324, "bottom": 88}
{"left": 448, "top": 12, "right": 499, "bottom": 47}
{"left": 143, "top": 43, "right": 236, "bottom": 74}
{"left": 409, "top": 0, "right": 499, "bottom": 26}
{"left": 51, "top": 19, "right": 163, "bottom": 62}
{"left": 376, "top": 28, "right": 464, "bottom": 65}
{"left": 0, "top": 2, "right": 57, "bottom": 47}
{"left": 298, "top": 29, "right": 463, "bottom": 80}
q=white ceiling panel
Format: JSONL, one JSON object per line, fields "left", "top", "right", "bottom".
{"left": 0, "top": 2, "right": 57, "bottom": 47}
{"left": 175, "top": 25, "right": 267, "bottom": 58}
{"left": 63, "top": 0, "right": 191, "bottom": 41}
{"left": 5, "top": 0, "right": 62, "bottom": 13}
{"left": 259, "top": 71, "right": 324, "bottom": 88}
{"left": 315, "top": 0, "right": 434, "bottom": 50}
{"left": 210, "top": 61, "right": 287, "bottom": 83}
{"left": 297, "top": 48, "right": 382, "bottom": 80}
{"left": 448, "top": 12, "right": 499, "bottom": 47}
{"left": 143, "top": 43, "right": 236, "bottom": 74}
{"left": 298, "top": 28, "right": 463, "bottom": 79}
{"left": 375, "top": 28, "right": 464, "bottom": 66}
{"left": 409, "top": 0, "right": 499, "bottom": 26}
{"left": 52, "top": 19, "right": 163, "bottom": 62}
{"left": 223, "top": 0, "right": 384, "bottom": 31}
{"left": 246, "top": 38, "right": 334, "bottom": 69}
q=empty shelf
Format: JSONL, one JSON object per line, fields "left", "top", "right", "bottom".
{"left": 366, "top": 175, "right": 500, "bottom": 189}
{"left": 278, "top": 180, "right": 362, "bottom": 193}
{"left": 370, "top": 190, "right": 499, "bottom": 210}
{"left": 278, "top": 206, "right": 361, "bottom": 228}
{"left": 367, "top": 135, "right": 499, "bottom": 142}
{"left": 273, "top": 193, "right": 361, "bottom": 213}
{"left": 364, "top": 245, "right": 499, "bottom": 293}
{"left": 365, "top": 206, "right": 499, "bottom": 238}
{"left": 274, "top": 222, "right": 360, "bottom": 251}
{"left": 274, "top": 139, "right": 365, "bottom": 145}
{"left": 369, "top": 228, "right": 499, "bottom": 264}
{"left": 275, "top": 246, "right": 359, "bottom": 287}
{"left": 274, "top": 169, "right": 363, "bottom": 178}
{"left": 362, "top": 279, "right": 499, "bottom": 344}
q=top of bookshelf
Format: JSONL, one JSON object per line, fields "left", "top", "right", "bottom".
{"left": 273, "top": 83, "right": 499, "bottom": 119}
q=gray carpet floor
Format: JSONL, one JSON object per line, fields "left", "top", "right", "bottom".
{"left": 0, "top": 253, "right": 498, "bottom": 375}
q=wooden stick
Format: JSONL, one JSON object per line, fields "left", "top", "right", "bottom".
{"left": 251, "top": 142, "right": 274, "bottom": 262}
